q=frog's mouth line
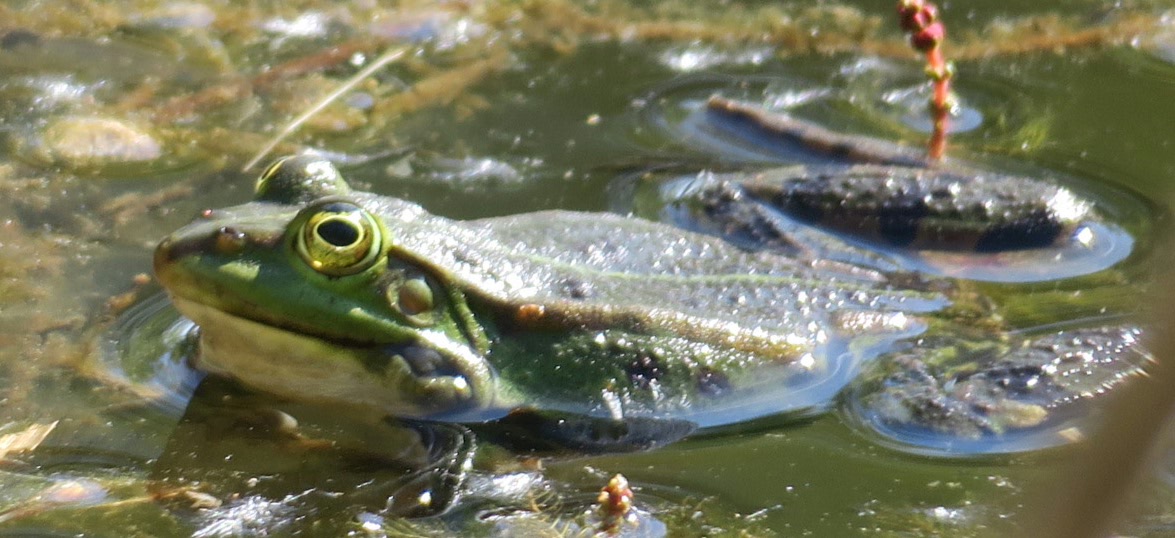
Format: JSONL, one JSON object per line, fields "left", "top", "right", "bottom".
{"left": 154, "top": 226, "right": 378, "bottom": 347}
{"left": 168, "top": 296, "right": 374, "bottom": 393}
{"left": 168, "top": 295, "right": 362, "bottom": 347}
{"left": 167, "top": 293, "right": 385, "bottom": 350}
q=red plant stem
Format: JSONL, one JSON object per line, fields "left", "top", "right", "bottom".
{"left": 898, "top": 0, "right": 953, "bottom": 162}
{"left": 929, "top": 49, "right": 950, "bottom": 160}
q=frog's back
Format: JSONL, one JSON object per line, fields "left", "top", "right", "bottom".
{"left": 376, "top": 198, "right": 945, "bottom": 342}
{"left": 357, "top": 192, "right": 949, "bottom": 425}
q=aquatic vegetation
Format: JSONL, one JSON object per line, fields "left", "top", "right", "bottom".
{"left": 895, "top": 0, "right": 955, "bottom": 161}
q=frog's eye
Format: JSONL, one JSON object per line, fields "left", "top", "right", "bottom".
{"left": 295, "top": 202, "right": 382, "bottom": 276}
{"left": 256, "top": 156, "right": 293, "bottom": 193}
{"left": 256, "top": 155, "right": 350, "bottom": 203}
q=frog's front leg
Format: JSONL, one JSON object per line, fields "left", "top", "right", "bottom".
{"left": 368, "top": 338, "right": 498, "bottom": 420}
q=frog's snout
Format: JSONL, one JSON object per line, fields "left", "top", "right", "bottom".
{"left": 154, "top": 224, "right": 247, "bottom": 282}
{"left": 153, "top": 235, "right": 182, "bottom": 277}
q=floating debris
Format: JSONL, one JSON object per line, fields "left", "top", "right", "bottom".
{"left": 595, "top": 474, "right": 638, "bottom": 535}
{"left": 0, "top": 421, "right": 58, "bottom": 460}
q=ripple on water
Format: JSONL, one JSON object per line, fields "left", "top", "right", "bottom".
{"left": 101, "top": 292, "right": 204, "bottom": 417}
{"left": 634, "top": 72, "right": 845, "bottom": 165}
{"left": 901, "top": 220, "right": 1135, "bottom": 283}
{"left": 632, "top": 73, "right": 1143, "bottom": 282}
{"left": 633, "top": 61, "right": 1058, "bottom": 166}
{"left": 624, "top": 71, "right": 1150, "bottom": 456}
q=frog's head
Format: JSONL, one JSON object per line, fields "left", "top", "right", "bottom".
{"left": 154, "top": 156, "right": 495, "bottom": 419}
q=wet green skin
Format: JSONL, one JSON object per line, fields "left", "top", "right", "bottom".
{"left": 153, "top": 150, "right": 1136, "bottom": 437}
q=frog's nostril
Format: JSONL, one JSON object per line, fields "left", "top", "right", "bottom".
{"left": 214, "top": 226, "right": 248, "bottom": 254}
{"left": 153, "top": 237, "right": 178, "bottom": 276}
{"left": 154, "top": 238, "right": 171, "bottom": 258}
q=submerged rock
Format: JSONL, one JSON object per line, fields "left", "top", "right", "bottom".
{"left": 34, "top": 116, "right": 163, "bottom": 168}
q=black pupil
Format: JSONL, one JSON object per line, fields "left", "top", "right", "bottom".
{"left": 316, "top": 218, "right": 360, "bottom": 247}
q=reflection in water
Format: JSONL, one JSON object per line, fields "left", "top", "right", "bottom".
{"left": 151, "top": 377, "right": 476, "bottom": 533}
{"left": 103, "top": 294, "right": 203, "bottom": 416}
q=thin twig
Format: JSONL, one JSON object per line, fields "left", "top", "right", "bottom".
{"left": 242, "top": 46, "right": 410, "bottom": 171}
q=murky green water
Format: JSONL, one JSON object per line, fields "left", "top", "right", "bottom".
{"left": 1, "top": 1, "right": 1172, "bottom": 536}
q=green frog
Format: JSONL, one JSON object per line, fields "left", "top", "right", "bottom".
{"left": 153, "top": 104, "right": 1147, "bottom": 454}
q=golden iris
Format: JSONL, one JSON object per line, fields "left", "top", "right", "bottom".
{"left": 295, "top": 201, "right": 381, "bottom": 276}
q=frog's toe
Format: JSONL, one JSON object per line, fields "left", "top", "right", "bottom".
{"left": 416, "top": 375, "right": 475, "bottom": 404}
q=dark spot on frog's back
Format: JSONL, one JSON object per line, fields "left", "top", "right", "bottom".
{"left": 452, "top": 250, "right": 478, "bottom": 267}
{"left": 696, "top": 367, "right": 731, "bottom": 397}
{"left": 559, "top": 277, "right": 592, "bottom": 299}
{"left": 627, "top": 354, "right": 663, "bottom": 390}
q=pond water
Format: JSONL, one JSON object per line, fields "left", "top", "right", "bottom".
{"left": 0, "top": 1, "right": 1173, "bottom": 536}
